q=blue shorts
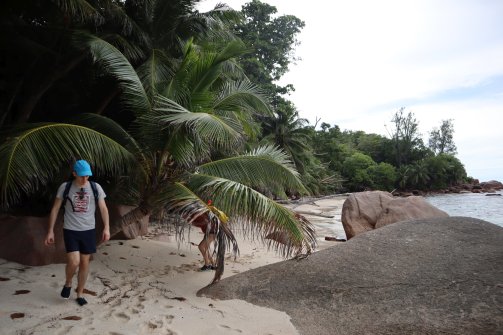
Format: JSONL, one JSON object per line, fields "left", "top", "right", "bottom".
{"left": 63, "top": 229, "right": 96, "bottom": 254}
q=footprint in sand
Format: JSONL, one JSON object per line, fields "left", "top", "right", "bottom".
{"left": 114, "top": 312, "right": 131, "bottom": 322}
{"left": 219, "top": 324, "right": 243, "bottom": 333}
{"left": 55, "top": 326, "right": 73, "bottom": 335}
{"left": 141, "top": 315, "right": 175, "bottom": 333}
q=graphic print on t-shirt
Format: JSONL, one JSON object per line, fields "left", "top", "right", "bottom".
{"left": 72, "top": 189, "right": 90, "bottom": 213}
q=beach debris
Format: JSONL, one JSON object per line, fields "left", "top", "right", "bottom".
{"left": 10, "top": 313, "right": 24, "bottom": 319}
{"left": 132, "top": 245, "right": 140, "bottom": 248}
{"left": 295, "top": 210, "right": 335, "bottom": 218}
{"left": 0, "top": 276, "right": 10, "bottom": 281}
{"left": 120, "top": 257, "right": 126, "bottom": 260}
{"left": 324, "top": 236, "right": 346, "bottom": 242}
{"left": 83, "top": 288, "right": 97, "bottom": 296}
{"left": 102, "top": 252, "right": 108, "bottom": 255}
{"left": 14, "top": 290, "right": 30, "bottom": 295}
{"left": 169, "top": 296, "right": 186, "bottom": 301}
{"left": 61, "top": 316, "right": 82, "bottom": 321}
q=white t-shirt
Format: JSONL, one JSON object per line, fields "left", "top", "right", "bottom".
{"left": 56, "top": 181, "right": 106, "bottom": 231}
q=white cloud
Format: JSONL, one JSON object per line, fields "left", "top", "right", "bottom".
{"left": 199, "top": 0, "right": 503, "bottom": 181}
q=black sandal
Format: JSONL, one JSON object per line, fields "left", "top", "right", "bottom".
{"left": 76, "top": 297, "right": 88, "bottom": 306}
{"left": 60, "top": 286, "right": 71, "bottom": 299}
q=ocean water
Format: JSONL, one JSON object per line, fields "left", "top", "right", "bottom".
{"left": 425, "top": 191, "right": 503, "bottom": 228}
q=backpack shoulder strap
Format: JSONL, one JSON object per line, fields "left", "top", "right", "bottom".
{"left": 89, "top": 180, "right": 99, "bottom": 206}
{"left": 61, "top": 181, "right": 72, "bottom": 210}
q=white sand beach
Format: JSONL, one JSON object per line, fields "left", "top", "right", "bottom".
{"left": 0, "top": 196, "right": 347, "bottom": 335}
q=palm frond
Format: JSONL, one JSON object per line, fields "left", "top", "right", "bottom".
{"left": 214, "top": 80, "right": 272, "bottom": 116}
{"left": 73, "top": 31, "right": 151, "bottom": 115}
{"left": 106, "top": 1, "right": 151, "bottom": 48}
{"left": 190, "top": 40, "right": 247, "bottom": 94}
{"left": 149, "top": 95, "right": 244, "bottom": 150}
{"left": 193, "top": 2, "right": 242, "bottom": 43}
{"left": 101, "top": 34, "right": 146, "bottom": 63}
{"left": 186, "top": 174, "right": 316, "bottom": 257}
{"left": 68, "top": 113, "right": 142, "bottom": 154}
{"left": 52, "top": 0, "right": 103, "bottom": 24}
{"left": 137, "top": 49, "right": 175, "bottom": 101}
{"left": 161, "top": 182, "right": 239, "bottom": 284}
{"left": 0, "top": 123, "right": 134, "bottom": 209}
{"left": 198, "top": 145, "right": 307, "bottom": 197}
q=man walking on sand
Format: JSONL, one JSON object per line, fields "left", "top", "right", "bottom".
{"left": 45, "top": 160, "right": 110, "bottom": 306}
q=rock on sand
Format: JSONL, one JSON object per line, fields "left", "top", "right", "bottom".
{"left": 199, "top": 217, "right": 503, "bottom": 335}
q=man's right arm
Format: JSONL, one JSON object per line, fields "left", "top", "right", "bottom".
{"left": 45, "top": 197, "right": 63, "bottom": 246}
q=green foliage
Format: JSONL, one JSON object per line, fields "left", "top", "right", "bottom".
{"left": 428, "top": 119, "right": 457, "bottom": 155}
{"left": 341, "top": 153, "right": 376, "bottom": 191}
{"left": 395, "top": 154, "right": 467, "bottom": 190}
{"left": 389, "top": 107, "right": 424, "bottom": 167}
{"left": 0, "top": 0, "right": 317, "bottom": 269}
{"left": 397, "top": 161, "right": 431, "bottom": 190}
{"left": 368, "top": 163, "right": 397, "bottom": 191}
{"left": 425, "top": 154, "right": 467, "bottom": 189}
{"left": 356, "top": 133, "right": 395, "bottom": 165}
{"left": 299, "top": 113, "right": 465, "bottom": 193}
{"left": 259, "top": 107, "right": 311, "bottom": 172}
{"left": 235, "top": 0, "right": 305, "bottom": 84}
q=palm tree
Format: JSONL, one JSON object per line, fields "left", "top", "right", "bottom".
{"left": 0, "top": 0, "right": 145, "bottom": 125}
{"left": 0, "top": 0, "right": 239, "bottom": 126}
{"left": 0, "top": 38, "right": 316, "bottom": 283}
{"left": 260, "top": 106, "right": 311, "bottom": 173}
{"left": 407, "top": 161, "right": 431, "bottom": 190}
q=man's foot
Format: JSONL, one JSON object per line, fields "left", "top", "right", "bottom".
{"left": 60, "top": 286, "right": 71, "bottom": 299}
{"left": 76, "top": 297, "right": 88, "bottom": 306}
{"left": 200, "top": 265, "right": 212, "bottom": 271}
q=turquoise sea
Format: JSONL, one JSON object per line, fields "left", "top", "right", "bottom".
{"left": 425, "top": 191, "right": 503, "bottom": 228}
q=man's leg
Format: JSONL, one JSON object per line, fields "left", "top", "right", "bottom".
{"left": 65, "top": 251, "right": 80, "bottom": 287}
{"left": 61, "top": 251, "right": 79, "bottom": 298}
{"left": 76, "top": 253, "right": 91, "bottom": 298}
{"left": 198, "top": 237, "right": 211, "bottom": 266}
{"left": 198, "top": 234, "right": 216, "bottom": 270}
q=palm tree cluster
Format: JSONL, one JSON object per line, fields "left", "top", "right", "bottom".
{"left": 0, "top": 0, "right": 316, "bottom": 283}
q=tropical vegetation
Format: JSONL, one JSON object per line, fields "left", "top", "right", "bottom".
{"left": 0, "top": 0, "right": 472, "bottom": 281}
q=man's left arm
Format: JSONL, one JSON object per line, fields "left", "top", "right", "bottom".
{"left": 98, "top": 198, "right": 110, "bottom": 242}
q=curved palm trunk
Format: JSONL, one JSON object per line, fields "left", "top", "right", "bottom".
{"left": 117, "top": 203, "right": 152, "bottom": 239}
{"left": 212, "top": 220, "right": 239, "bottom": 284}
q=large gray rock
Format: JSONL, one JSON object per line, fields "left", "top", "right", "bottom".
{"left": 199, "top": 217, "right": 503, "bottom": 335}
{"left": 341, "top": 191, "right": 448, "bottom": 239}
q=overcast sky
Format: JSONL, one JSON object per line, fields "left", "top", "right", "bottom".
{"left": 199, "top": 0, "right": 503, "bottom": 182}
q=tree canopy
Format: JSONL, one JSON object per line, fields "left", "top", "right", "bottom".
{"left": 0, "top": 1, "right": 473, "bottom": 268}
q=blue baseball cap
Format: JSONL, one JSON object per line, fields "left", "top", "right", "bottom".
{"left": 74, "top": 160, "right": 93, "bottom": 176}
